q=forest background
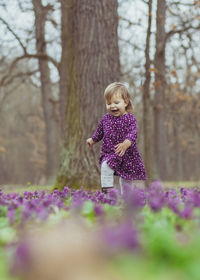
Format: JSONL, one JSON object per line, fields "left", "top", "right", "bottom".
{"left": 0, "top": 0, "right": 199, "bottom": 188}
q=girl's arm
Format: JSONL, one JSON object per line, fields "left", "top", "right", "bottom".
{"left": 115, "top": 140, "right": 131, "bottom": 156}
{"left": 115, "top": 116, "right": 138, "bottom": 156}
{"left": 125, "top": 115, "right": 138, "bottom": 144}
{"left": 91, "top": 118, "right": 104, "bottom": 143}
{"left": 86, "top": 138, "right": 95, "bottom": 146}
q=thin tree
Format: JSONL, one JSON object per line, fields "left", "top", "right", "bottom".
{"left": 142, "top": 0, "right": 154, "bottom": 186}
{"left": 153, "top": 0, "right": 169, "bottom": 180}
{"left": 32, "top": 0, "right": 60, "bottom": 180}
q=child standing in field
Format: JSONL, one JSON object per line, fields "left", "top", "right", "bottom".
{"left": 86, "top": 82, "right": 146, "bottom": 194}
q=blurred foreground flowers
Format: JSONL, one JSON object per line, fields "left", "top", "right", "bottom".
{"left": 1, "top": 181, "right": 200, "bottom": 280}
{"left": 12, "top": 220, "right": 115, "bottom": 280}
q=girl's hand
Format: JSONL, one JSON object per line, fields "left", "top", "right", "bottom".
{"left": 86, "top": 138, "right": 95, "bottom": 147}
{"left": 115, "top": 139, "right": 131, "bottom": 156}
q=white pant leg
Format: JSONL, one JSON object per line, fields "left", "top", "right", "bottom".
{"left": 119, "top": 177, "right": 134, "bottom": 194}
{"left": 101, "top": 161, "right": 114, "bottom": 188}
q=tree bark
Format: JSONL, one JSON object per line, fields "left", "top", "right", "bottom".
{"left": 173, "top": 114, "right": 183, "bottom": 180}
{"left": 55, "top": 0, "right": 120, "bottom": 189}
{"left": 142, "top": 0, "right": 155, "bottom": 187}
{"left": 32, "top": 0, "right": 60, "bottom": 181}
{"left": 153, "top": 0, "right": 169, "bottom": 180}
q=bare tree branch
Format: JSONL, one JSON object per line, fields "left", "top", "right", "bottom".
{"left": 119, "top": 16, "right": 144, "bottom": 28}
{"left": 1, "top": 69, "right": 38, "bottom": 87}
{"left": 165, "top": 23, "right": 200, "bottom": 47}
{"left": 170, "top": 2, "right": 197, "bottom": 7}
{"left": 0, "top": 54, "right": 59, "bottom": 87}
{"left": 140, "top": 0, "right": 148, "bottom": 4}
{"left": 0, "top": 15, "right": 59, "bottom": 81}
{"left": 0, "top": 17, "right": 27, "bottom": 54}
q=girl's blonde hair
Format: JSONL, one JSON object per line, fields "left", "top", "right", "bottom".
{"left": 104, "top": 82, "right": 134, "bottom": 113}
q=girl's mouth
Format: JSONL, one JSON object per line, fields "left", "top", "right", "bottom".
{"left": 111, "top": 109, "right": 119, "bottom": 113}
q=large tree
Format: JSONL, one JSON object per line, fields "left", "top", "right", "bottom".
{"left": 55, "top": 0, "right": 120, "bottom": 189}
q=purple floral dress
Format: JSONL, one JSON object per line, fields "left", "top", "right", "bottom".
{"left": 92, "top": 113, "right": 146, "bottom": 181}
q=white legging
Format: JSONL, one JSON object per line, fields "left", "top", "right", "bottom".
{"left": 101, "top": 161, "right": 134, "bottom": 194}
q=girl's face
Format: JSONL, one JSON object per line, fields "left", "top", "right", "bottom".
{"left": 105, "top": 93, "right": 128, "bottom": 117}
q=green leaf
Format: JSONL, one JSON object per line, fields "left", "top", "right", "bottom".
{"left": 0, "top": 206, "right": 8, "bottom": 217}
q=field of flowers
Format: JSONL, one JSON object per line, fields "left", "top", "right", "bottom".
{"left": 1, "top": 181, "right": 200, "bottom": 280}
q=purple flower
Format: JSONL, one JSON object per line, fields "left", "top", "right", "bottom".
{"left": 40, "top": 190, "right": 46, "bottom": 199}
{"left": 7, "top": 209, "right": 15, "bottom": 223}
{"left": 192, "top": 189, "right": 200, "bottom": 207}
{"left": 165, "top": 190, "right": 181, "bottom": 214}
{"left": 94, "top": 204, "right": 103, "bottom": 217}
{"left": 179, "top": 205, "right": 193, "bottom": 219}
{"left": 122, "top": 184, "right": 146, "bottom": 209}
{"left": 35, "top": 206, "right": 49, "bottom": 220}
{"left": 103, "top": 220, "right": 138, "bottom": 251}
{"left": 12, "top": 241, "right": 31, "bottom": 274}
{"left": 93, "top": 191, "right": 107, "bottom": 204}
{"left": 71, "top": 192, "right": 84, "bottom": 210}
{"left": 17, "top": 196, "right": 23, "bottom": 204}
{"left": 107, "top": 188, "right": 120, "bottom": 205}
{"left": 148, "top": 180, "right": 164, "bottom": 192}
{"left": 148, "top": 180, "right": 165, "bottom": 211}
{"left": 180, "top": 188, "right": 200, "bottom": 208}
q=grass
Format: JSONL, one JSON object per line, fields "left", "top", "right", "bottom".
{"left": 0, "top": 181, "right": 199, "bottom": 194}
{"left": 163, "top": 181, "right": 200, "bottom": 189}
{"left": 0, "top": 184, "right": 52, "bottom": 193}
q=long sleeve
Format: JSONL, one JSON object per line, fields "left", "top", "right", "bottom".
{"left": 125, "top": 115, "right": 138, "bottom": 144}
{"left": 92, "top": 118, "right": 104, "bottom": 142}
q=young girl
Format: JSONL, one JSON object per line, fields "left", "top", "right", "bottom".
{"left": 86, "top": 82, "right": 146, "bottom": 194}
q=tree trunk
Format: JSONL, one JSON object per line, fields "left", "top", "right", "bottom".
{"left": 153, "top": 0, "right": 168, "bottom": 180}
{"left": 59, "top": 0, "right": 68, "bottom": 137}
{"left": 55, "top": 0, "right": 120, "bottom": 189}
{"left": 32, "top": 0, "right": 60, "bottom": 181}
{"left": 143, "top": 0, "right": 155, "bottom": 187}
{"left": 173, "top": 114, "right": 183, "bottom": 180}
